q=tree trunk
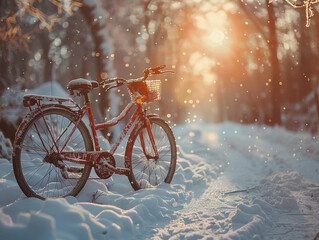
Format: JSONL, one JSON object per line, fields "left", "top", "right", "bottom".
{"left": 42, "top": 32, "right": 53, "bottom": 85}
{"left": 215, "top": 68, "right": 225, "bottom": 123}
{"left": 80, "top": 1, "right": 115, "bottom": 115}
{"left": 313, "top": 13, "right": 319, "bottom": 122}
{"left": 266, "top": 1, "right": 281, "bottom": 125}
{"left": 298, "top": 10, "right": 312, "bottom": 102}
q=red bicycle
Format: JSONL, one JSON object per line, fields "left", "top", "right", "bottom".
{"left": 12, "top": 65, "right": 177, "bottom": 200}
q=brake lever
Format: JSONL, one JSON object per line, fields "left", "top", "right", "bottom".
{"left": 143, "top": 65, "right": 174, "bottom": 79}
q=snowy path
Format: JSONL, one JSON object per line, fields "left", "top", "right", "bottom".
{"left": 145, "top": 123, "right": 319, "bottom": 239}
{"left": 0, "top": 122, "right": 319, "bottom": 239}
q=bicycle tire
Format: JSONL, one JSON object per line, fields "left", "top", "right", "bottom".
{"left": 126, "top": 117, "right": 177, "bottom": 190}
{"left": 13, "top": 107, "right": 93, "bottom": 199}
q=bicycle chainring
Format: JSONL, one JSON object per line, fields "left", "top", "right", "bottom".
{"left": 94, "top": 152, "right": 116, "bottom": 179}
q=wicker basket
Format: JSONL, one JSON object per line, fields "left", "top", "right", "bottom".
{"left": 127, "top": 80, "right": 161, "bottom": 102}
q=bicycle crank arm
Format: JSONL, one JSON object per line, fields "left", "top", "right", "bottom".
{"left": 86, "top": 166, "right": 130, "bottom": 179}
{"left": 60, "top": 151, "right": 130, "bottom": 176}
{"left": 115, "top": 167, "right": 130, "bottom": 175}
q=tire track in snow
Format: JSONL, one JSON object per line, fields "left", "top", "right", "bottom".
{"left": 146, "top": 123, "right": 319, "bottom": 239}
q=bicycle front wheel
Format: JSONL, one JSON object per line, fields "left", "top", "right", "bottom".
{"left": 13, "top": 107, "right": 93, "bottom": 199}
{"left": 126, "top": 117, "right": 177, "bottom": 190}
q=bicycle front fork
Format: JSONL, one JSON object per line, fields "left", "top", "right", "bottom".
{"left": 139, "top": 118, "right": 159, "bottom": 160}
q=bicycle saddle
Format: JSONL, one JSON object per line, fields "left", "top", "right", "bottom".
{"left": 67, "top": 78, "right": 99, "bottom": 92}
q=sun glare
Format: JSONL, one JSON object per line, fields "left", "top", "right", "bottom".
{"left": 209, "top": 29, "right": 225, "bottom": 45}
{"left": 197, "top": 11, "right": 230, "bottom": 51}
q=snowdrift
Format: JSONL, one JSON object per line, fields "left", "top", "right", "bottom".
{"left": 0, "top": 138, "right": 213, "bottom": 239}
{"left": 0, "top": 101, "right": 319, "bottom": 239}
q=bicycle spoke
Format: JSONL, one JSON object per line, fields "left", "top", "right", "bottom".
{"left": 14, "top": 108, "right": 92, "bottom": 199}
{"left": 129, "top": 118, "right": 176, "bottom": 189}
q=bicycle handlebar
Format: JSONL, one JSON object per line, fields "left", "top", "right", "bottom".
{"left": 100, "top": 65, "right": 174, "bottom": 90}
{"left": 143, "top": 65, "right": 174, "bottom": 79}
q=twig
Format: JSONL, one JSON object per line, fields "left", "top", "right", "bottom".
{"left": 223, "top": 186, "right": 258, "bottom": 195}
{"left": 284, "top": 0, "right": 305, "bottom": 8}
{"left": 271, "top": 0, "right": 319, "bottom": 26}
{"left": 91, "top": 190, "right": 105, "bottom": 203}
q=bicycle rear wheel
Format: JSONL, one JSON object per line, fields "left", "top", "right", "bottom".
{"left": 13, "top": 107, "right": 93, "bottom": 199}
{"left": 126, "top": 117, "right": 177, "bottom": 190}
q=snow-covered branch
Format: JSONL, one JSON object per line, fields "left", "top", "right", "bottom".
{"left": 270, "top": 0, "right": 319, "bottom": 26}
{"left": 0, "top": 0, "right": 82, "bottom": 52}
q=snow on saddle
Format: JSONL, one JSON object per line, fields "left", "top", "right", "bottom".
{"left": 67, "top": 78, "right": 99, "bottom": 93}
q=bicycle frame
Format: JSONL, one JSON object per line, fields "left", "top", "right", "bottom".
{"left": 56, "top": 96, "right": 159, "bottom": 175}
{"left": 20, "top": 92, "right": 160, "bottom": 177}
{"left": 14, "top": 65, "right": 176, "bottom": 199}
{"left": 88, "top": 99, "right": 141, "bottom": 154}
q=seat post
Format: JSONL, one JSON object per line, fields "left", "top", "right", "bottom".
{"left": 83, "top": 92, "right": 90, "bottom": 104}
{"left": 82, "top": 91, "right": 100, "bottom": 151}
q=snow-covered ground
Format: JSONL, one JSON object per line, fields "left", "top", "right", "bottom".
{"left": 0, "top": 121, "right": 318, "bottom": 239}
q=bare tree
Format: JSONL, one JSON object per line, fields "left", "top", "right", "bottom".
{"left": 238, "top": 0, "right": 281, "bottom": 125}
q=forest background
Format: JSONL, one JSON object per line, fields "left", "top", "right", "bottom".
{"left": 1, "top": 0, "right": 319, "bottom": 142}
